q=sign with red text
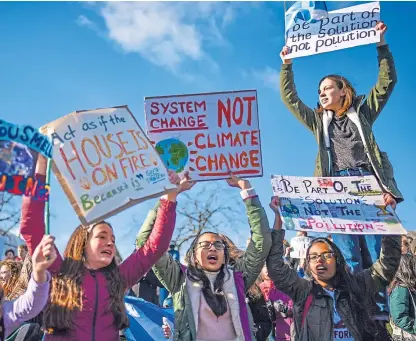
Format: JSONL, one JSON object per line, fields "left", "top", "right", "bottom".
{"left": 145, "top": 90, "right": 262, "bottom": 181}
{"left": 0, "top": 120, "right": 51, "bottom": 200}
{"left": 285, "top": 2, "right": 381, "bottom": 59}
{"left": 41, "top": 106, "right": 175, "bottom": 225}
{"left": 271, "top": 174, "right": 406, "bottom": 235}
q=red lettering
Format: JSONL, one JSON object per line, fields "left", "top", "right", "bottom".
{"left": 195, "top": 133, "right": 206, "bottom": 149}
{"left": 218, "top": 98, "right": 231, "bottom": 128}
{"left": 116, "top": 132, "right": 135, "bottom": 155}
{"left": 60, "top": 141, "right": 87, "bottom": 180}
{"left": 243, "top": 96, "right": 255, "bottom": 126}
{"left": 150, "top": 102, "right": 159, "bottom": 115}
{"left": 249, "top": 150, "right": 260, "bottom": 167}
{"left": 81, "top": 138, "right": 102, "bottom": 167}
{"left": 232, "top": 97, "right": 244, "bottom": 125}
{"left": 251, "top": 130, "right": 259, "bottom": 146}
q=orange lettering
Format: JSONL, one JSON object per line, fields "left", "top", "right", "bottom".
{"left": 60, "top": 141, "right": 86, "bottom": 180}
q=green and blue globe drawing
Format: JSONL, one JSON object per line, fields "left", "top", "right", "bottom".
{"left": 155, "top": 138, "right": 188, "bottom": 173}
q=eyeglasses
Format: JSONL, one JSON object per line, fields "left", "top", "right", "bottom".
{"left": 197, "top": 241, "right": 225, "bottom": 250}
{"left": 308, "top": 252, "right": 335, "bottom": 263}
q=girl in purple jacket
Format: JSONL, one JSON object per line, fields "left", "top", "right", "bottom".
{"left": 19, "top": 156, "right": 193, "bottom": 341}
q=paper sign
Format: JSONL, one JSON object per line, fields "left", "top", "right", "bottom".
{"left": 290, "top": 236, "right": 312, "bottom": 259}
{"left": 0, "top": 120, "right": 51, "bottom": 200}
{"left": 41, "top": 106, "right": 175, "bottom": 225}
{"left": 145, "top": 90, "right": 263, "bottom": 181}
{"left": 285, "top": 2, "right": 381, "bottom": 59}
{"left": 271, "top": 174, "right": 406, "bottom": 235}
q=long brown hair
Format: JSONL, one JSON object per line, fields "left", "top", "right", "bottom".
{"left": 389, "top": 254, "right": 416, "bottom": 294}
{"left": 316, "top": 75, "right": 356, "bottom": 116}
{"left": 43, "top": 223, "right": 129, "bottom": 335}
{"left": 0, "top": 260, "right": 22, "bottom": 300}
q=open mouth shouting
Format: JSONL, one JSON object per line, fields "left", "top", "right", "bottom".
{"left": 101, "top": 250, "right": 113, "bottom": 258}
{"left": 321, "top": 98, "right": 329, "bottom": 105}
{"left": 207, "top": 253, "right": 218, "bottom": 264}
{"left": 316, "top": 265, "right": 327, "bottom": 274}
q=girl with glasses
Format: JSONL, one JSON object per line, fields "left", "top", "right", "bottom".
{"left": 266, "top": 196, "right": 401, "bottom": 341}
{"left": 136, "top": 173, "right": 272, "bottom": 341}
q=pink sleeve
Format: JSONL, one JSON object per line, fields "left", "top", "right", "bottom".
{"left": 20, "top": 174, "right": 63, "bottom": 274}
{"left": 119, "top": 199, "right": 177, "bottom": 289}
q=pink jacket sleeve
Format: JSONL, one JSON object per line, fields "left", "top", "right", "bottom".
{"left": 119, "top": 199, "right": 177, "bottom": 289}
{"left": 20, "top": 173, "right": 63, "bottom": 274}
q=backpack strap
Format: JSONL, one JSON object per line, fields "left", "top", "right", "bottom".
{"left": 301, "top": 295, "right": 313, "bottom": 328}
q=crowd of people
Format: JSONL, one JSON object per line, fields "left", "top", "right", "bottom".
{"left": 0, "top": 20, "right": 414, "bottom": 341}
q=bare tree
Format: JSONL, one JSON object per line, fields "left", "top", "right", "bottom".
{"left": 0, "top": 193, "right": 21, "bottom": 235}
{"left": 173, "top": 182, "right": 246, "bottom": 254}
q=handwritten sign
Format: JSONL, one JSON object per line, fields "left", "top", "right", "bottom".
{"left": 290, "top": 236, "right": 313, "bottom": 259}
{"left": 271, "top": 174, "right": 406, "bottom": 235}
{"left": 41, "top": 106, "right": 175, "bottom": 225}
{"left": 144, "top": 90, "right": 263, "bottom": 181}
{"left": 285, "top": 2, "right": 381, "bottom": 59}
{"left": 0, "top": 120, "right": 51, "bottom": 200}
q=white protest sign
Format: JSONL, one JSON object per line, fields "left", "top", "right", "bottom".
{"left": 145, "top": 90, "right": 263, "bottom": 181}
{"left": 285, "top": 2, "right": 381, "bottom": 59}
{"left": 41, "top": 106, "right": 175, "bottom": 225}
{"left": 290, "top": 236, "right": 313, "bottom": 259}
{"left": 271, "top": 174, "right": 406, "bottom": 235}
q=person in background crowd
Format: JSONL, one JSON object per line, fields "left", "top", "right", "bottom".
{"left": 16, "top": 244, "right": 28, "bottom": 262}
{"left": 4, "top": 249, "right": 15, "bottom": 260}
{"left": 389, "top": 254, "right": 416, "bottom": 340}
{"left": 0, "top": 259, "right": 22, "bottom": 299}
{"left": 160, "top": 244, "right": 180, "bottom": 305}
{"left": 267, "top": 196, "right": 400, "bottom": 341}
{"left": 138, "top": 269, "right": 164, "bottom": 305}
{"left": 19, "top": 155, "right": 189, "bottom": 341}
{"left": 260, "top": 266, "right": 293, "bottom": 341}
{"left": 136, "top": 173, "right": 272, "bottom": 341}
{"left": 401, "top": 236, "right": 411, "bottom": 255}
{"left": 280, "top": 21, "right": 399, "bottom": 334}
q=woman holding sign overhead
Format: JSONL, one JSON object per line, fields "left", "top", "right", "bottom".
{"left": 136, "top": 172, "right": 272, "bottom": 341}
{"left": 279, "top": 21, "right": 400, "bottom": 270}
{"left": 267, "top": 196, "right": 401, "bottom": 341}
{"left": 19, "top": 155, "right": 194, "bottom": 341}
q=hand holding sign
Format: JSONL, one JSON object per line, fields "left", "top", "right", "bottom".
{"left": 375, "top": 21, "right": 387, "bottom": 46}
{"left": 280, "top": 46, "right": 293, "bottom": 65}
{"left": 269, "top": 196, "right": 281, "bottom": 214}
{"left": 226, "top": 172, "right": 251, "bottom": 190}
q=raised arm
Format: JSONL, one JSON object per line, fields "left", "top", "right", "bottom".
{"left": 358, "top": 234, "right": 401, "bottom": 295}
{"left": 230, "top": 179, "right": 271, "bottom": 290}
{"left": 121, "top": 171, "right": 195, "bottom": 290}
{"left": 20, "top": 156, "right": 62, "bottom": 273}
{"left": 135, "top": 201, "right": 185, "bottom": 294}
{"left": 3, "top": 235, "right": 57, "bottom": 337}
{"left": 280, "top": 46, "right": 317, "bottom": 133}
{"left": 363, "top": 22, "right": 397, "bottom": 124}
{"left": 119, "top": 197, "right": 177, "bottom": 289}
{"left": 266, "top": 197, "right": 311, "bottom": 303}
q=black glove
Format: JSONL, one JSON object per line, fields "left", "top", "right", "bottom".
{"left": 273, "top": 300, "right": 289, "bottom": 317}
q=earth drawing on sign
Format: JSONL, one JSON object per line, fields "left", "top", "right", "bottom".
{"left": 155, "top": 138, "right": 189, "bottom": 173}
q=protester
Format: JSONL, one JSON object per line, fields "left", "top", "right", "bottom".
{"left": 160, "top": 244, "right": 181, "bottom": 305}
{"left": 4, "top": 249, "right": 15, "bottom": 260}
{"left": 0, "top": 235, "right": 57, "bottom": 339}
{"left": 389, "top": 254, "right": 416, "bottom": 340}
{"left": 260, "top": 266, "right": 293, "bottom": 341}
{"left": 267, "top": 196, "right": 401, "bottom": 341}
{"left": 0, "top": 259, "right": 22, "bottom": 299}
{"left": 401, "top": 236, "right": 411, "bottom": 255}
{"left": 280, "top": 20, "right": 399, "bottom": 332}
{"left": 19, "top": 155, "right": 190, "bottom": 340}
{"left": 16, "top": 244, "right": 28, "bottom": 262}
{"left": 137, "top": 269, "right": 164, "bottom": 305}
{"left": 136, "top": 173, "right": 272, "bottom": 341}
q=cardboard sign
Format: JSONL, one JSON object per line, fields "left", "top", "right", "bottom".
{"left": 285, "top": 2, "right": 381, "bottom": 59}
{"left": 145, "top": 90, "right": 263, "bottom": 181}
{"left": 0, "top": 120, "right": 51, "bottom": 200}
{"left": 41, "top": 106, "right": 175, "bottom": 225}
{"left": 271, "top": 174, "right": 406, "bottom": 235}
{"left": 290, "top": 236, "right": 313, "bottom": 259}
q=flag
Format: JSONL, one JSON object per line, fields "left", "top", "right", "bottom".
{"left": 124, "top": 296, "right": 174, "bottom": 341}
{"left": 285, "top": 1, "right": 328, "bottom": 36}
